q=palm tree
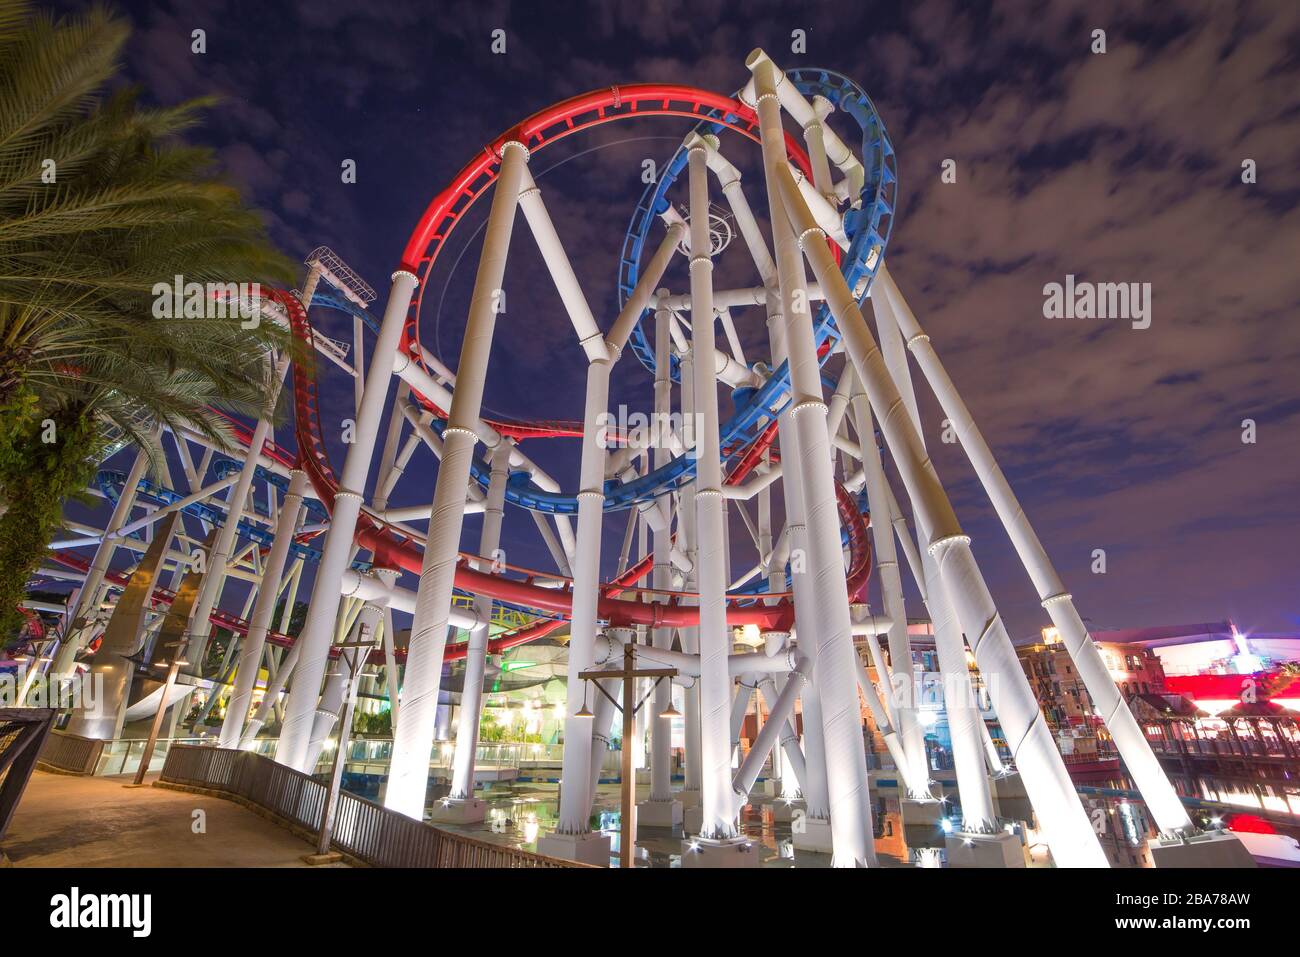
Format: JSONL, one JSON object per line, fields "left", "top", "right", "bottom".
{"left": 0, "top": 2, "right": 299, "bottom": 642}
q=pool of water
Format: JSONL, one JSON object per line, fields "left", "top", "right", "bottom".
{"left": 423, "top": 781, "right": 873, "bottom": 867}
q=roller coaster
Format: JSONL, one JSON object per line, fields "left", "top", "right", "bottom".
{"left": 25, "top": 49, "right": 1242, "bottom": 869}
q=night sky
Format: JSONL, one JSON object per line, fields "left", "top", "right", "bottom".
{"left": 68, "top": 0, "right": 1300, "bottom": 639}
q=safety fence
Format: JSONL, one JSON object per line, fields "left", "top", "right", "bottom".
{"left": 36, "top": 729, "right": 104, "bottom": 775}
{"left": 1, "top": 708, "right": 56, "bottom": 840}
{"left": 159, "top": 744, "right": 588, "bottom": 868}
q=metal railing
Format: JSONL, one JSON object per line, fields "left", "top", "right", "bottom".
{"left": 94, "top": 736, "right": 208, "bottom": 777}
{"left": 159, "top": 744, "right": 587, "bottom": 868}
{"left": 1, "top": 708, "right": 56, "bottom": 839}
{"left": 37, "top": 730, "right": 105, "bottom": 775}
{"left": 1145, "top": 732, "right": 1298, "bottom": 761}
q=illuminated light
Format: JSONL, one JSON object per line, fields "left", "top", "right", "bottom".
{"left": 1041, "top": 626, "right": 1062, "bottom": 645}
{"left": 940, "top": 818, "right": 954, "bottom": 834}
{"left": 689, "top": 841, "right": 701, "bottom": 852}
{"left": 962, "top": 838, "right": 974, "bottom": 847}
{"left": 1193, "top": 699, "right": 1238, "bottom": 717}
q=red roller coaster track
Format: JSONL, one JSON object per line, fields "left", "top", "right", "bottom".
{"left": 283, "top": 84, "right": 872, "bottom": 660}
{"left": 48, "top": 84, "right": 870, "bottom": 671}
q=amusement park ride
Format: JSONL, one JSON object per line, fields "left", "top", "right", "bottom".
{"left": 29, "top": 50, "right": 1255, "bottom": 868}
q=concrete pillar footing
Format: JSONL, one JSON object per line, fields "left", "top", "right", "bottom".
{"left": 944, "top": 830, "right": 1025, "bottom": 868}
{"left": 537, "top": 830, "right": 612, "bottom": 867}
{"left": 636, "top": 798, "right": 683, "bottom": 828}
{"left": 681, "top": 835, "right": 761, "bottom": 868}
{"left": 427, "top": 796, "right": 487, "bottom": 825}
{"left": 790, "top": 815, "right": 834, "bottom": 853}
{"left": 1150, "top": 830, "right": 1257, "bottom": 868}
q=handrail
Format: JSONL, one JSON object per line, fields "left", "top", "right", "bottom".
{"left": 36, "top": 729, "right": 105, "bottom": 775}
{"left": 159, "top": 744, "right": 588, "bottom": 868}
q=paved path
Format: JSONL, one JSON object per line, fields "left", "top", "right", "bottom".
{"left": 2, "top": 771, "right": 347, "bottom": 867}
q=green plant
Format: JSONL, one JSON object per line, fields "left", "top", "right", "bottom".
{"left": 0, "top": 2, "right": 298, "bottom": 644}
{"left": 353, "top": 709, "right": 392, "bottom": 736}
{"left": 0, "top": 386, "right": 100, "bottom": 639}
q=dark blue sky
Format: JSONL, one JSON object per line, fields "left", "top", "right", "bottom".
{"left": 73, "top": 0, "right": 1300, "bottom": 638}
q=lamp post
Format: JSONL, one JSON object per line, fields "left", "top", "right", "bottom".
{"left": 579, "top": 640, "right": 676, "bottom": 868}
{"left": 306, "top": 622, "right": 377, "bottom": 864}
{"left": 128, "top": 634, "right": 191, "bottom": 787}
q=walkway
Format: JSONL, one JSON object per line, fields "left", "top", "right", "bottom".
{"left": 1, "top": 771, "right": 348, "bottom": 867}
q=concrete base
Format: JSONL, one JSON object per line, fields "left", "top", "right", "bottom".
{"left": 427, "top": 796, "right": 487, "bottom": 825}
{"left": 901, "top": 796, "right": 947, "bottom": 849}
{"left": 944, "top": 830, "right": 1025, "bottom": 868}
{"left": 678, "top": 788, "right": 701, "bottom": 809}
{"left": 636, "top": 798, "right": 683, "bottom": 828}
{"left": 536, "top": 831, "right": 612, "bottom": 867}
{"left": 683, "top": 804, "right": 702, "bottom": 834}
{"left": 301, "top": 851, "right": 344, "bottom": 866}
{"left": 764, "top": 798, "right": 805, "bottom": 823}
{"left": 991, "top": 771, "right": 1027, "bottom": 799}
{"left": 680, "top": 836, "right": 761, "bottom": 868}
{"left": 992, "top": 772, "right": 1033, "bottom": 823}
{"left": 1150, "top": 830, "right": 1258, "bottom": 869}
{"left": 790, "top": 815, "right": 834, "bottom": 854}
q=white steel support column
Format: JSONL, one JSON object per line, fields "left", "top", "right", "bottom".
{"left": 686, "top": 141, "right": 739, "bottom": 842}
{"left": 276, "top": 267, "right": 420, "bottom": 773}
{"left": 304, "top": 600, "right": 381, "bottom": 772}
{"left": 443, "top": 440, "right": 512, "bottom": 812}
{"left": 53, "top": 443, "right": 152, "bottom": 676}
{"left": 874, "top": 264, "right": 1195, "bottom": 836}
{"left": 734, "top": 665, "right": 808, "bottom": 805}
{"left": 187, "top": 352, "right": 291, "bottom": 667}
{"left": 751, "top": 50, "right": 875, "bottom": 866}
{"left": 864, "top": 282, "right": 996, "bottom": 830}
{"left": 240, "top": 641, "right": 298, "bottom": 749}
{"left": 846, "top": 370, "right": 931, "bottom": 797}
{"left": 677, "top": 346, "right": 703, "bottom": 802}
{"left": 647, "top": 301, "right": 678, "bottom": 809}
{"left": 774, "top": 162, "right": 1107, "bottom": 866}
{"left": 384, "top": 141, "right": 529, "bottom": 819}
{"left": 730, "top": 679, "right": 754, "bottom": 760}
{"left": 767, "top": 264, "right": 830, "bottom": 826}
{"left": 756, "top": 674, "right": 807, "bottom": 789}
{"left": 554, "top": 355, "right": 611, "bottom": 834}
{"left": 218, "top": 468, "right": 307, "bottom": 747}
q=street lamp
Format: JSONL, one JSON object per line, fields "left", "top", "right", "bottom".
{"left": 578, "top": 640, "right": 676, "bottom": 869}
{"left": 128, "top": 634, "right": 191, "bottom": 787}
{"left": 306, "top": 622, "right": 378, "bottom": 864}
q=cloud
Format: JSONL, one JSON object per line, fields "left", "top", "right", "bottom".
{"left": 89, "top": 0, "right": 1299, "bottom": 636}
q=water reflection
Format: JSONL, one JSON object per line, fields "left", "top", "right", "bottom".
{"left": 418, "top": 781, "right": 844, "bottom": 868}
